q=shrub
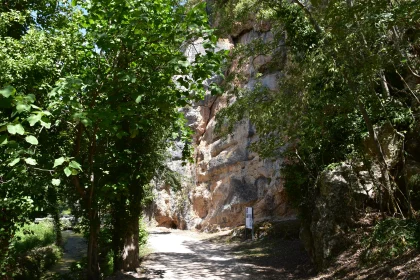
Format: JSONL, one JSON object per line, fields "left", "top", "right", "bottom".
{"left": 10, "top": 221, "right": 62, "bottom": 279}
{"left": 13, "top": 220, "right": 56, "bottom": 254}
{"left": 361, "top": 218, "right": 420, "bottom": 264}
{"left": 14, "top": 245, "right": 61, "bottom": 280}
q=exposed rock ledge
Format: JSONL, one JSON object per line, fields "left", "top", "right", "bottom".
{"left": 146, "top": 25, "right": 294, "bottom": 230}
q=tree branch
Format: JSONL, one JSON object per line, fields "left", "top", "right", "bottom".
{"left": 396, "top": 70, "right": 420, "bottom": 104}
{"left": 291, "top": 0, "right": 322, "bottom": 34}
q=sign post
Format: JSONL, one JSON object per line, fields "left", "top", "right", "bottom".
{"left": 245, "top": 207, "right": 254, "bottom": 240}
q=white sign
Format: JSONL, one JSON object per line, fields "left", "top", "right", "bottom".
{"left": 245, "top": 207, "right": 253, "bottom": 229}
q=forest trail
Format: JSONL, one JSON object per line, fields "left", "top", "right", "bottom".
{"left": 129, "top": 227, "right": 314, "bottom": 280}
{"left": 49, "top": 230, "right": 86, "bottom": 274}
{"left": 137, "top": 228, "right": 244, "bottom": 279}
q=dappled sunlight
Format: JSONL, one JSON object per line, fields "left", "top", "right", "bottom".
{"left": 140, "top": 252, "right": 249, "bottom": 279}
{"left": 123, "top": 243, "right": 137, "bottom": 259}
{"left": 133, "top": 229, "right": 313, "bottom": 279}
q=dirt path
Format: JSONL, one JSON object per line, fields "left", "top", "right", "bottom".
{"left": 127, "top": 227, "right": 314, "bottom": 280}
{"left": 50, "top": 230, "right": 86, "bottom": 274}
{"left": 137, "top": 228, "right": 244, "bottom": 279}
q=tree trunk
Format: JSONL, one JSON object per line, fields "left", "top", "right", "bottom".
{"left": 380, "top": 71, "right": 391, "bottom": 99}
{"left": 121, "top": 214, "right": 140, "bottom": 270}
{"left": 52, "top": 209, "right": 62, "bottom": 246}
{"left": 113, "top": 206, "right": 141, "bottom": 271}
{"left": 113, "top": 185, "right": 142, "bottom": 272}
{"left": 87, "top": 210, "right": 100, "bottom": 280}
{"left": 112, "top": 200, "right": 124, "bottom": 272}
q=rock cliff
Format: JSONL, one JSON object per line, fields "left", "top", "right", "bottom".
{"left": 148, "top": 25, "right": 294, "bottom": 230}
{"left": 145, "top": 2, "right": 420, "bottom": 272}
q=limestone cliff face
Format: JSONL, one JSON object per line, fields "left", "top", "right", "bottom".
{"left": 149, "top": 24, "right": 294, "bottom": 230}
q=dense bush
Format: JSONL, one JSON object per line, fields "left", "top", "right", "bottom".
{"left": 10, "top": 221, "right": 62, "bottom": 279}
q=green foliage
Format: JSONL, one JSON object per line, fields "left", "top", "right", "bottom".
{"left": 1, "top": 0, "right": 225, "bottom": 276}
{"left": 282, "top": 162, "right": 315, "bottom": 221}
{"left": 361, "top": 218, "right": 420, "bottom": 264}
{"left": 13, "top": 245, "right": 61, "bottom": 280}
{"left": 409, "top": 174, "right": 420, "bottom": 209}
{"left": 139, "top": 217, "right": 149, "bottom": 248}
{"left": 102, "top": 249, "right": 114, "bottom": 277}
{"left": 409, "top": 174, "right": 420, "bottom": 189}
{"left": 13, "top": 221, "right": 56, "bottom": 254}
{"left": 59, "top": 258, "right": 88, "bottom": 280}
{"left": 215, "top": 0, "right": 420, "bottom": 215}
{"left": 0, "top": 1, "right": 78, "bottom": 272}
{"left": 6, "top": 221, "right": 61, "bottom": 280}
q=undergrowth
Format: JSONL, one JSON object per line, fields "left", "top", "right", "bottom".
{"left": 11, "top": 221, "right": 62, "bottom": 280}
{"left": 361, "top": 218, "right": 420, "bottom": 264}
{"left": 13, "top": 221, "right": 56, "bottom": 254}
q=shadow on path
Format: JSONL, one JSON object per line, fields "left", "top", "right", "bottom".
{"left": 148, "top": 231, "right": 171, "bottom": 235}
{"left": 137, "top": 229, "right": 315, "bottom": 280}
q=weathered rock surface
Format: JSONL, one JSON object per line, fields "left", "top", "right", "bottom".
{"left": 364, "top": 122, "right": 404, "bottom": 169}
{"left": 149, "top": 25, "right": 294, "bottom": 230}
{"left": 301, "top": 121, "right": 420, "bottom": 269}
{"left": 303, "top": 164, "right": 359, "bottom": 269}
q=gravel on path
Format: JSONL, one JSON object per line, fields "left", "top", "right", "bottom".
{"left": 112, "top": 227, "right": 314, "bottom": 280}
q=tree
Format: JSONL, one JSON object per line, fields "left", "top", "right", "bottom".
{"left": 214, "top": 0, "right": 419, "bottom": 218}
{"left": 0, "top": 2, "right": 79, "bottom": 275}
{"left": 1, "top": 0, "right": 224, "bottom": 278}
{"left": 45, "top": 0, "right": 224, "bottom": 277}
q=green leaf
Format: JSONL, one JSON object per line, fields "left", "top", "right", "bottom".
{"left": 8, "top": 158, "right": 20, "bottom": 166}
{"left": 51, "top": 179, "right": 61, "bottom": 186}
{"left": 27, "top": 114, "right": 42, "bottom": 126}
{"left": 135, "top": 95, "right": 142, "bottom": 103}
{"left": 178, "top": 60, "right": 190, "bottom": 68}
{"left": 25, "top": 94, "right": 36, "bottom": 103}
{"left": 64, "top": 167, "right": 72, "bottom": 177}
{"left": 81, "top": 118, "right": 91, "bottom": 127}
{"left": 25, "top": 135, "right": 38, "bottom": 145}
{"left": 40, "top": 116, "right": 51, "bottom": 129}
{"left": 7, "top": 124, "right": 25, "bottom": 135}
{"left": 24, "top": 158, "right": 37, "bottom": 165}
{"left": 0, "top": 134, "right": 7, "bottom": 145}
{"left": 202, "top": 41, "right": 214, "bottom": 49}
{"left": 210, "top": 85, "right": 223, "bottom": 96}
{"left": 71, "top": 0, "right": 77, "bottom": 6}
{"left": 69, "top": 160, "right": 82, "bottom": 171}
{"left": 53, "top": 157, "right": 66, "bottom": 168}
{"left": 0, "top": 86, "right": 16, "bottom": 98}
{"left": 16, "top": 103, "right": 31, "bottom": 113}
{"left": 40, "top": 120, "right": 51, "bottom": 129}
